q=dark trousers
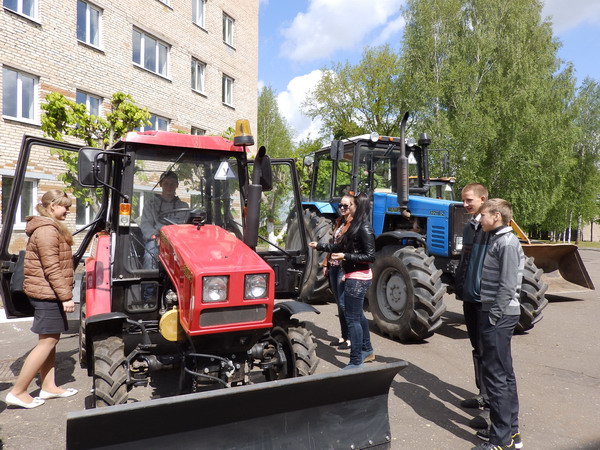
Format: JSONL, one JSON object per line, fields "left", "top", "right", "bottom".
{"left": 463, "top": 301, "right": 487, "bottom": 400}
{"left": 328, "top": 265, "right": 348, "bottom": 341}
{"left": 480, "top": 311, "right": 519, "bottom": 446}
{"left": 344, "top": 278, "right": 373, "bottom": 366}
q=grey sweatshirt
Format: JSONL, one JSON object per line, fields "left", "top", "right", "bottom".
{"left": 480, "top": 226, "right": 524, "bottom": 322}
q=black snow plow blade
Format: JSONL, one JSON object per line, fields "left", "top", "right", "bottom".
{"left": 66, "top": 361, "right": 407, "bottom": 450}
{"left": 522, "top": 243, "right": 595, "bottom": 294}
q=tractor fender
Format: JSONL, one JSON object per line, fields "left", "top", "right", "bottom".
{"left": 84, "top": 312, "right": 128, "bottom": 376}
{"left": 375, "top": 230, "right": 426, "bottom": 251}
{"left": 273, "top": 301, "right": 320, "bottom": 324}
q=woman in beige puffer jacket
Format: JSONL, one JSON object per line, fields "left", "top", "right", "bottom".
{"left": 5, "top": 190, "right": 79, "bottom": 409}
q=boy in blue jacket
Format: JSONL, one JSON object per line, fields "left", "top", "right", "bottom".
{"left": 472, "top": 199, "right": 524, "bottom": 450}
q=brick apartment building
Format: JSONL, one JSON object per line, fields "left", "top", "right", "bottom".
{"left": 0, "top": 0, "right": 258, "bottom": 251}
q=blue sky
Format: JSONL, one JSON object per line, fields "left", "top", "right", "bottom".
{"left": 258, "top": 0, "right": 600, "bottom": 143}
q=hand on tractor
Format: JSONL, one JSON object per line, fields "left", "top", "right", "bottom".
{"left": 308, "top": 241, "right": 317, "bottom": 248}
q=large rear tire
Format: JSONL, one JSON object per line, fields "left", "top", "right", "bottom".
{"left": 286, "top": 209, "right": 333, "bottom": 304}
{"left": 368, "top": 246, "right": 446, "bottom": 342}
{"left": 516, "top": 257, "right": 548, "bottom": 334}
{"left": 92, "top": 335, "right": 128, "bottom": 408}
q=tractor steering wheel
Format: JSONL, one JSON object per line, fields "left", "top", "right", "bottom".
{"left": 157, "top": 207, "right": 193, "bottom": 226}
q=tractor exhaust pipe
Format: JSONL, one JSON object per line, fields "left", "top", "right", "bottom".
{"left": 397, "top": 112, "right": 410, "bottom": 210}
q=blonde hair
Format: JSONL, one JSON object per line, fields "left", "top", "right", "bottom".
{"left": 481, "top": 198, "right": 512, "bottom": 225}
{"left": 462, "top": 183, "right": 489, "bottom": 200}
{"left": 36, "top": 189, "right": 74, "bottom": 245}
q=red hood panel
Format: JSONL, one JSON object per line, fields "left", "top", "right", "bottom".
{"left": 160, "top": 224, "right": 268, "bottom": 272}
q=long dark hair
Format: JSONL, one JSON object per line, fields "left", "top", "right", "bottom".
{"left": 340, "top": 193, "right": 370, "bottom": 247}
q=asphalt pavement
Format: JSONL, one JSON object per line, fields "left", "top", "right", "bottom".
{"left": 1, "top": 250, "right": 599, "bottom": 449}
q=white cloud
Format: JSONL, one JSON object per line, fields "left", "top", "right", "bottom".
{"left": 542, "top": 0, "right": 600, "bottom": 33}
{"left": 257, "top": 80, "right": 265, "bottom": 93}
{"left": 371, "top": 12, "right": 406, "bottom": 46}
{"left": 281, "top": 0, "right": 406, "bottom": 62}
{"left": 277, "top": 70, "right": 325, "bottom": 143}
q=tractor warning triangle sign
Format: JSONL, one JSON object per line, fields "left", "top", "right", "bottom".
{"left": 215, "top": 162, "right": 236, "bottom": 180}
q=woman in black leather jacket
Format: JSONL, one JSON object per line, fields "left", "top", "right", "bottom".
{"left": 310, "top": 193, "right": 376, "bottom": 368}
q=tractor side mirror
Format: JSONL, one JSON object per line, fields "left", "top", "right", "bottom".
{"left": 78, "top": 148, "right": 106, "bottom": 188}
{"left": 303, "top": 155, "right": 314, "bottom": 166}
{"left": 258, "top": 154, "right": 273, "bottom": 192}
{"left": 330, "top": 140, "right": 344, "bottom": 161}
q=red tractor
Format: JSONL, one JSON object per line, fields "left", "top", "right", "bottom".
{"left": 1, "top": 123, "right": 319, "bottom": 407}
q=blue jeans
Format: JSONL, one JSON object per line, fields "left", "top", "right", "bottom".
{"left": 143, "top": 240, "right": 158, "bottom": 270}
{"left": 344, "top": 278, "right": 373, "bottom": 365}
{"left": 328, "top": 265, "right": 348, "bottom": 341}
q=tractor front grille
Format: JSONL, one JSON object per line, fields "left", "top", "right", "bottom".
{"left": 200, "top": 305, "right": 267, "bottom": 327}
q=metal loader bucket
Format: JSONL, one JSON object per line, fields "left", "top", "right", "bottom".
{"left": 66, "top": 361, "right": 408, "bottom": 450}
{"left": 522, "top": 243, "right": 595, "bottom": 295}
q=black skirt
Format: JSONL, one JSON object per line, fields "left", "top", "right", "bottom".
{"left": 30, "top": 298, "right": 68, "bottom": 334}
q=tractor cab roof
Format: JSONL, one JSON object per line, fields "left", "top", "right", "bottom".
{"left": 118, "top": 130, "right": 246, "bottom": 153}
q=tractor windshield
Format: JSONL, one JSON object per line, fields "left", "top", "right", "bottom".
{"left": 124, "top": 147, "right": 245, "bottom": 280}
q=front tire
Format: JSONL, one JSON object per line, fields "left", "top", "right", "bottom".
{"left": 92, "top": 335, "right": 128, "bottom": 407}
{"left": 516, "top": 257, "right": 548, "bottom": 334}
{"left": 368, "top": 246, "right": 446, "bottom": 342}
{"left": 263, "top": 322, "right": 318, "bottom": 381}
{"left": 286, "top": 209, "right": 333, "bottom": 304}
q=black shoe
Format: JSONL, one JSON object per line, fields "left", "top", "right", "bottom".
{"left": 471, "top": 441, "right": 514, "bottom": 450}
{"left": 461, "top": 395, "right": 488, "bottom": 409}
{"left": 338, "top": 340, "right": 351, "bottom": 350}
{"left": 329, "top": 338, "right": 345, "bottom": 346}
{"left": 469, "top": 408, "right": 491, "bottom": 429}
{"left": 476, "top": 430, "right": 521, "bottom": 449}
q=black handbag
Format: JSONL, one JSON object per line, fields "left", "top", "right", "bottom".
{"left": 9, "top": 250, "right": 26, "bottom": 294}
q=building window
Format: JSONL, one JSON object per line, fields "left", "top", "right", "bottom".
{"left": 191, "top": 127, "right": 205, "bottom": 135}
{"left": 192, "top": 0, "right": 205, "bottom": 28}
{"left": 223, "top": 13, "right": 234, "bottom": 47}
{"left": 2, "top": 67, "right": 37, "bottom": 122}
{"left": 76, "top": 90, "right": 101, "bottom": 116}
{"left": 77, "top": 1, "right": 101, "bottom": 47}
{"left": 191, "top": 59, "right": 206, "bottom": 94}
{"left": 137, "top": 114, "right": 169, "bottom": 132}
{"left": 222, "top": 75, "right": 234, "bottom": 106}
{"left": 4, "top": 0, "right": 37, "bottom": 19}
{"left": 75, "top": 196, "right": 98, "bottom": 225}
{"left": 132, "top": 29, "right": 169, "bottom": 77}
{"left": 1, "top": 177, "right": 37, "bottom": 227}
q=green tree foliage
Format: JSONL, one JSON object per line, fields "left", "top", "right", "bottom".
{"left": 40, "top": 91, "right": 150, "bottom": 205}
{"left": 542, "top": 78, "right": 600, "bottom": 240}
{"left": 303, "top": 44, "right": 409, "bottom": 139}
{"left": 401, "top": 0, "right": 578, "bottom": 227}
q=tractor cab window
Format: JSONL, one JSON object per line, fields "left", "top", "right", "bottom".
{"left": 357, "top": 144, "right": 397, "bottom": 194}
{"left": 312, "top": 148, "right": 352, "bottom": 201}
{"left": 122, "top": 148, "right": 244, "bottom": 282}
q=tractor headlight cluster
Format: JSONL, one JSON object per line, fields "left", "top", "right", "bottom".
{"left": 244, "top": 274, "right": 268, "bottom": 299}
{"left": 454, "top": 235, "right": 463, "bottom": 252}
{"left": 202, "top": 276, "right": 228, "bottom": 303}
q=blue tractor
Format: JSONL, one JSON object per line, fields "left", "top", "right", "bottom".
{"left": 288, "top": 113, "right": 548, "bottom": 341}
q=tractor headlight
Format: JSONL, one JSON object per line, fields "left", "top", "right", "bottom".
{"left": 202, "top": 276, "right": 228, "bottom": 303}
{"left": 244, "top": 274, "right": 268, "bottom": 299}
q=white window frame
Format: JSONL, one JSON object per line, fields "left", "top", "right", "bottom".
{"left": 1, "top": 176, "right": 38, "bottom": 230}
{"left": 222, "top": 75, "right": 234, "bottom": 106}
{"left": 4, "top": 0, "right": 38, "bottom": 20}
{"left": 191, "top": 59, "right": 206, "bottom": 94}
{"left": 76, "top": 90, "right": 102, "bottom": 116}
{"left": 223, "top": 13, "right": 234, "bottom": 47}
{"left": 192, "top": 0, "right": 205, "bottom": 28}
{"left": 75, "top": 196, "right": 98, "bottom": 226}
{"left": 2, "top": 67, "right": 38, "bottom": 123}
{"left": 77, "top": 0, "right": 102, "bottom": 48}
{"left": 137, "top": 114, "right": 169, "bottom": 132}
{"left": 132, "top": 29, "right": 170, "bottom": 78}
{"left": 191, "top": 127, "right": 205, "bottom": 135}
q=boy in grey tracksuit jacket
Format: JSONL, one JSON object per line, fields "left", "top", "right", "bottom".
{"left": 474, "top": 199, "right": 524, "bottom": 450}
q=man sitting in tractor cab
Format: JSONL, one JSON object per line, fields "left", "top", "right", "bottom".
{"left": 140, "top": 170, "right": 189, "bottom": 270}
